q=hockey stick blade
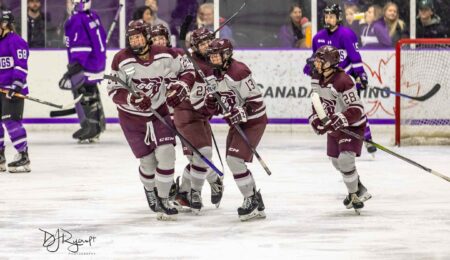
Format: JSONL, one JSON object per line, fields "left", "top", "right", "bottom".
{"left": 372, "top": 84, "right": 440, "bottom": 101}
{"left": 311, "top": 92, "right": 450, "bottom": 183}
{"left": 50, "top": 108, "right": 76, "bottom": 117}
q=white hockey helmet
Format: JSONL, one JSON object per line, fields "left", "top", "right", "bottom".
{"left": 72, "top": 0, "right": 91, "bottom": 12}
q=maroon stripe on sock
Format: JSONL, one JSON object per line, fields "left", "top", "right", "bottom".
{"left": 139, "top": 168, "right": 155, "bottom": 179}
{"left": 191, "top": 164, "right": 207, "bottom": 173}
{"left": 156, "top": 168, "right": 174, "bottom": 175}
{"left": 233, "top": 170, "right": 251, "bottom": 180}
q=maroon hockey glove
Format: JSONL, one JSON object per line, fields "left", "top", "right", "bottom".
{"left": 205, "top": 93, "right": 219, "bottom": 115}
{"left": 225, "top": 106, "right": 248, "bottom": 126}
{"left": 128, "top": 92, "right": 151, "bottom": 111}
{"left": 325, "top": 113, "right": 349, "bottom": 132}
{"left": 309, "top": 114, "right": 327, "bottom": 135}
{"left": 166, "top": 81, "right": 188, "bottom": 107}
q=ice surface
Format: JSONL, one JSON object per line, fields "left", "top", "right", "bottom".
{"left": 1, "top": 129, "right": 449, "bottom": 259}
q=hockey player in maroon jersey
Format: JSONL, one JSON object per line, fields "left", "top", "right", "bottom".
{"left": 107, "top": 20, "right": 195, "bottom": 221}
{"left": 203, "top": 39, "right": 266, "bottom": 221}
{"left": 149, "top": 25, "right": 224, "bottom": 212}
{"left": 308, "top": 45, "right": 372, "bottom": 212}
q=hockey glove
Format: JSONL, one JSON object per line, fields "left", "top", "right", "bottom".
{"left": 324, "top": 113, "right": 349, "bottom": 132}
{"left": 356, "top": 72, "right": 368, "bottom": 90}
{"left": 225, "top": 106, "right": 247, "bottom": 126}
{"left": 59, "top": 62, "right": 85, "bottom": 90}
{"left": 166, "top": 81, "right": 188, "bottom": 107}
{"left": 6, "top": 82, "right": 23, "bottom": 99}
{"left": 205, "top": 93, "right": 220, "bottom": 115}
{"left": 309, "top": 114, "right": 327, "bottom": 135}
{"left": 128, "top": 92, "right": 152, "bottom": 111}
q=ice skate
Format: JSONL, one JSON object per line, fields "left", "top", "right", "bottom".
{"left": 190, "top": 189, "right": 203, "bottom": 214}
{"left": 210, "top": 176, "right": 224, "bottom": 208}
{"left": 238, "top": 189, "right": 266, "bottom": 221}
{"left": 343, "top": 179, "right": 372, "bottom": 209}
{"left": 73, "top": 124, "right": 101, "bottom": 143}
{"left": 8, "top": 149, "right": 31, "bottom": 173}
{"left": 173, "top": 177, "right": 192, "bottom": 212}
{"left": 155, "top": 196, "right": 178, "bottom": 221}
{"left": 144, "top": 187, "right": 157, "bottom": 212}
{"left": 169, "top": 182, "right": 177, "bottom": 201}
{"left": 344, "top": 193, "right": 364, "bottom": 215}
{"left": 0, "top": 149, "right": 6, "bottom": 172}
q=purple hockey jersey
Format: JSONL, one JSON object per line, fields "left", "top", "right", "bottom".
{"left": 0, "top": 32, "right": 29, "bottom": 95}
{"left": 64, "top": 10, "right": 106, "bottom": 83}
{"left": 304, "top": 26, "right": 365, "bottom": 77}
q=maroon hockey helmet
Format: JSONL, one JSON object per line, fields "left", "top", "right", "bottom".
{"left": 149, "top": 24, "right": 171, "bottom": 47}
{"left": 315, "top": 45, "right": 340, "bottom": 69}
{"left": 126, "top": 20, "right": 151, "bottom": 54}
{"left": 191, "top": 27, "right": 214, "bottom": 49}
{"left": 207, "top": 38, "right": 233, "bottom": 69}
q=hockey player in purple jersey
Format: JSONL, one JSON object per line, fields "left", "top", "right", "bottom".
{"left": 309, "top": 45, "right": 372, "bottom": 213}
{"left": 59, "top": 0, "right": 106, "bottom": 142}
{"left": 304, "top": 4, "right": 377, "bottom": 156}
{"left": 0, "top": 10, "right": 31, "bottom": 173}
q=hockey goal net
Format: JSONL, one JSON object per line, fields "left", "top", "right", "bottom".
{"left": 395, "top": 38, "right": 450, "bottom": 146}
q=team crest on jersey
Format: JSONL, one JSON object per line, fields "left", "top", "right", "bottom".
{"left": 218, "top": 91, "right": 237, "bottom": 109}
{"left": 322, "top": 98, "right": 336, "bottom": 116}
{"left": 132, "top": 77, "right": 164, "bottom": 97}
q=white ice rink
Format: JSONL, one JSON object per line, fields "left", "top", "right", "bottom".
{"left": 1, "top": 127, "right": 449, "bottom": 259}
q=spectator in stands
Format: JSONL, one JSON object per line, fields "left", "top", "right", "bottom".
{"left": 360, "top": 5, "right": 391, "bottom": 48}
{"left": 132, "top": 6, "right": 153, "bottom": 25}
{"left": 145, "top": 0, "right": 171, "bottom": 34}
{"left": 383, "top": 2, "right": 408, "bottom": 46}
{"left": 196, "top": 3, "right": 234, "bottom": 43}
{"left": 27, "top": 0, "right": 49, "bottom": 48}
{"left": 278, "top": 4, "right": 311, "bottom": 48}
{"left": 416, "top": 0, "right": 448, "bottom": 38}
{"left": 344, "top": 2, "right": 363, "bottom": 39}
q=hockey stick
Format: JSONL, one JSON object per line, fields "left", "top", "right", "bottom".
{"left": 104, "top": 74, "right": 224, "bottom": 177}
{"left": 211, "top": 130, "right": 225, "bottom": 174}
{"left": 212, "top": 2, "right": 246, "bottom": 35}
{"left": 0, "top": 89, "right": 83, "bottom": 109}
{"left": 311, "top": 92, "right": 450, "bottom": 183}
{"left": 180, "top": 15, "right": 272, "bottom": 176}
{"left": 370, "top": 84, "right": 441, "bottom": 102}
{"left": 106, "top": 4, "right": 123, "bottom": 44}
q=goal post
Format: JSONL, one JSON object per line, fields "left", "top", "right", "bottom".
{"left": 395, "top": 38, "right": 450, "bottom": 146}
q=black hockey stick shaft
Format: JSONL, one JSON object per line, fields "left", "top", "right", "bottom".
{"left": 211, "top": 130, "right": 225, "bottom": 174}
{"left": 106, "top": 4, "right": 123, "bottom": 44}
{"left": 0, "top": 89, "right": 81, "bottom": 109}
{"left": 311, "top": 93, "right": 450, "bottom": 183}
{"left": 104, "top": 74, "right": 224, "bottom": 177}
{"left": 212, "top": 2, "right": 246, "bottom": 35}
{"left": 371, "top": 84, "right": 440, "bottom": 101}
{"left": 180, "top": 15, "right": 272, "bottom": 176}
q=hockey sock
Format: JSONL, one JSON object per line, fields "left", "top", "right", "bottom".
{"left": 179, "top": 164, "right": 192, "bottom": 193}
{"left": 4, "top": 120, "right": 27, "bottom": 152}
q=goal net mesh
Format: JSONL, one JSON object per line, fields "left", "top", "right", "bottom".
{"left": 396, "top": 40, "right": 450, "bottom": 145}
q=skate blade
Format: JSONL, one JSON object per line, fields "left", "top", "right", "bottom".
{"left": 191, "top": 208, "right": 202, "bottom": 215}
{"left": 214, "top": 202, "right": 221, "bottom": 208}
{"left": 354, "top": 209, "right": 361, "bottom": 215}
{"left": 239, "top": 209, "right": 266, "bottom": 222}
{"left": 8, "top": 165, "right": 31, "bottom": 173}
{"left": 156, "top": 212, "right": 177, "bottom": 221}
{"left": 78, "top": 137, "right": 99, "bottom": 144}
{"left": 0, "top": 164, "right": 6, "bottom": 172}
